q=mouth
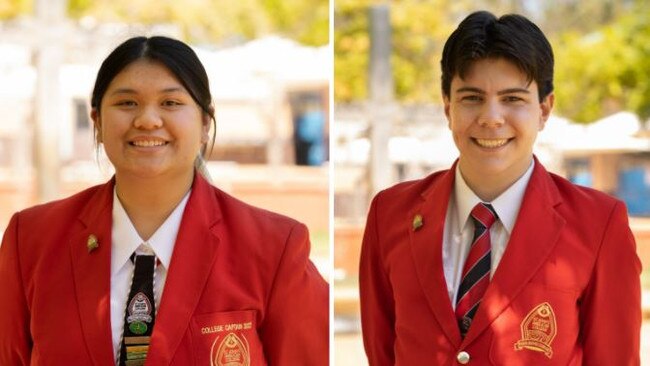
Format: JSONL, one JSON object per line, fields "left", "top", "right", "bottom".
{"left": 129, "top": 139, "right": 169, "bottom": 147}
{"left": 473, "top": 138, "right": 511, "bottom": 149}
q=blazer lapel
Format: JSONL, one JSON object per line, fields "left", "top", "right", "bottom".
{"left": 146, "top": 173, "right": 222, "bottom": 365}
{"left": 409, "top": 165, "right": 462, "bottom": 347}
{"left": 69, "top": 180, "right": 116, "bottom": 366}
{"left": 462, "top": 161, "right": 566, "bottom": 346}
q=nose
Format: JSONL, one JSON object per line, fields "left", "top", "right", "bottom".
{"left": 133, "top": 106, "right": 163, "bottom": 129}
{"left": 477, "top": 100, "right": 505, "bottom": 127}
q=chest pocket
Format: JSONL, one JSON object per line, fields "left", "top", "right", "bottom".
{"left": 488, "top": 283, "right": 581, "bottom": 365}
{"left": 190, "top": 310, "right": 267, "bottom": 366}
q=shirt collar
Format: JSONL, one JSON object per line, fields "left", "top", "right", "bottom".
{"left": 454, "top": 159, "right": 535, "bottom": 234}
{"left": 110, "top": 188, "right": 191, "bottom": 276}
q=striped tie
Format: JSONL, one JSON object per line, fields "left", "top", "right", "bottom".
{"left": 455, "top": 202, "right": 497, "bottom": 337}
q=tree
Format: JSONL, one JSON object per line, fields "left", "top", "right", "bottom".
{"left": 2, "top": 0, "right": 329, "bottom": 46}
{"left": 0, "top": 0, "right": 31, "bottom": 19}
{"left": 335, "top": 0, "right": 469, "bottom": 102}
{"left": 553, "top": 1, "right": 650, "bottom": 122}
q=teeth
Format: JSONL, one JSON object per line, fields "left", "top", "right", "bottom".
{"left": 475, "top": 138, "right": 509, "bottom": 148}
{"left": 132, "top": 140, "right": 166, "bottom": 147}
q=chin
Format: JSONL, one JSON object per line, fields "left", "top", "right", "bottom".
{"left": 116, "top": 165, "right": 167, "bottom": 178}
{"left": 463, "top": 156, "right": 511, "bottom": 175}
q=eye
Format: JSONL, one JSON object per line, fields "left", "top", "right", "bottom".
{"left": 162, "top": 100, "right": 183, "bottom": 107}
{"left": 461, "top": 95, "right": 483, "bottom": 103}
{"left": 115, "top": 100, "right": 137, "bottom": 107}
{"left": 503, "top": 95, "right": 524, "bottom": 103}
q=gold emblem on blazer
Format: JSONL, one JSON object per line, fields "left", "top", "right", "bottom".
{"left": 514, "top": 302, "right": 557, "bottom": 358}
{"left": 211, "top": 332, "right": 250, "bottom": 366}
{"left": 87, "top": 235, "right": 99, "bottom": 253}
{"left": 412, "top": 214, "right": 423, "bottom": 231}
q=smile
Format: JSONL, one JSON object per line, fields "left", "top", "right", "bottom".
{"left": 474, "top": 138, "right": 510, "bottom": 148}
{"left": 130, "top": 140, "right": 168, "bottom": 147}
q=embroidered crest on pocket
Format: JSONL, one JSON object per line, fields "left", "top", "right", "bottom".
{"left": 210, "top": 332, "right": 250, "bottom": 366}
{"left": 514, "top": 302, "right": 557, "bottom": 358}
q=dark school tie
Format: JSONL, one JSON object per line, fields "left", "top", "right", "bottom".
{"left": 119, "top": 254, "right": 156, "bottom": 366}
{"left": 455, "top": 203, "right": 497, "bottom": 337}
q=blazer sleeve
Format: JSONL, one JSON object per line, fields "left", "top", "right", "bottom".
{"left": 579, "top": 201, "right": 642, "bottom": 365}
{"left": 359, "top": 194, "right": 396, "bottom": 365}
{"left": 259, "top": 222, "right": 329, "bottom": 366}
{"left": 0, "top": 213, "right": 31, "bottom": 365}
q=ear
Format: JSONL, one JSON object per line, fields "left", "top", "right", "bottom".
{"left": 443, "top": 94, "right": 452, "bottom": 129}
{"left": 538, "top": 93, "right": 555, "bottom": 131}
{"left": 90, "top": 108, "right": 102, "bottom": 143}
{"left": 201, "top": 106, "right": 215, "bottom": 144}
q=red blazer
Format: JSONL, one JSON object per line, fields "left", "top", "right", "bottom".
{"left": 0, "top": 173, "right": 328, "bottom": 365}
{"left": 360, "top": 161, "right": 641, "bottom": 365}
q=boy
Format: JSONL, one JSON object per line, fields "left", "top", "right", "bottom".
{"left": 360, "top": 10, "right": 641, "bottom": 365}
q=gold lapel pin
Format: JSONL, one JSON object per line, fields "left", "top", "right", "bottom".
{"left": 87, "top": 234, "right": 99, "bottom": 253}
{"left": 412, "top": 214, "right": 423, "bottom": 231}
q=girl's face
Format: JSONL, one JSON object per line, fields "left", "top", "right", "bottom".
{"left": 92, "top": 59, "right": 210, "bottom": 181}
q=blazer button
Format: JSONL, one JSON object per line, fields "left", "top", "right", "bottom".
{"left": 456, "top": 351, "right": 470, "bottom": 364}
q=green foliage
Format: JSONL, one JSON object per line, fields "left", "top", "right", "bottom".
{"left": 68, "top": 0, "right": 91, "bottom": 18}
{"left": 335, "top": 0, "right": 463, "bottom": 102}
{"left": 0, "top": 0, "right": 31, "bottom": 19}
{"left": 1, "top": 0, "right": 328, "bottom": 46}
{"left": 334, "top": 0, "right": 372, "bottom": 101}
{"left": 390, "top": 1, "right": 456, "bottom": 103}
{"left": 554, "top": 3, "right": 650, "bottom": 122}
{"left": 82, "top": 0, "right": 329, "bottom": 46}
{"left": 261, "top": 0, "right": 329, "bottom": 46}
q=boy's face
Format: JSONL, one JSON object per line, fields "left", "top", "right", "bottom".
{"left": 444, "top": 57, "right": 554, "bottom": 184}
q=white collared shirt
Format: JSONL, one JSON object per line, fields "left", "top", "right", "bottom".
{"left": 442, "top": 160, "right": 535, "bottom": 309}
{"left": 109, "top": 189, "right": 191, "bottom": 360}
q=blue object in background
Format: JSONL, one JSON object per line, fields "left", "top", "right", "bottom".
{"left": 569, "top": 171, "right": 593, "bottom": 188}
{"left": 296, "top": 110, "right": 325, "bottom": 166}
{"left": 297, "top": 111, "right": 324, "bottom": 142}
{"left": 617, "top": 167, "right": 650, "bottom": 216}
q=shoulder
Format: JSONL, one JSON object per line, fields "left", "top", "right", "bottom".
{"left": 547, "top": 171, "right": 621, "bottom": 213}
{"left": 371, "top": 169, "right": 449, "bottom": 212}
{"left": 3, "top": 182, "right": 111, "bottom": 260}
{"left": 203, "top": 185, "right": 314, "bottom": 274}
{"left": 540, "top": 170, "right": 631, "bottom": 234}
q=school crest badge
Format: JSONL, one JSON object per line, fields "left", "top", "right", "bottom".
{"left": 210, "top": 332, "right": 250, "bottom": 366}
{"left": 514, "top": 302, "right": 557, "bottom": 358}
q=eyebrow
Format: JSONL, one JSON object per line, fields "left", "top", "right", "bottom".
{"left": 455, "top": 87, "right": 531, "bottom": 95}
{"left": 109, "top": 87, "right": 187, "bottom": 96}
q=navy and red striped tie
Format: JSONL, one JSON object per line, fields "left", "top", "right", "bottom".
{"left": 455, "top": 202, "right": 497, "bottom": 337}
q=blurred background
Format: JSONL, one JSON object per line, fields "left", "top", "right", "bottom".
{"left": 0, "top": 0, "right": 330, "bottom": 275}
{"left": 333, "top": 0, "right": 650, "bottom": 364}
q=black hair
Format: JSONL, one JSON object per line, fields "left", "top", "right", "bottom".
{"left": 91, "top": 36, "right": 216, "bottom": 156}
{"left": 441, "top": 11, "right": 554, "bottom": 102}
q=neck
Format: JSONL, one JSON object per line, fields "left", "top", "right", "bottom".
{"left": 115, "top": 170, "right": 194, "bottom": 240}
{"left": 459, "top": 157, "right": 532, "bottom": 202}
